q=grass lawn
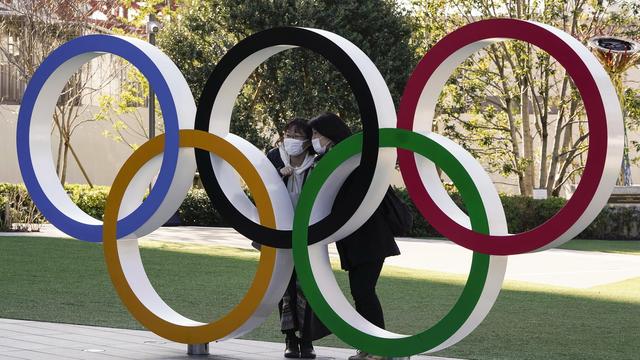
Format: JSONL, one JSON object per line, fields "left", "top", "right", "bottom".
{"left": 1, "top": 236, "right": 638, "bottom": 360}
{"left": 558, "top": 239, "right": 640, "bottom": 255}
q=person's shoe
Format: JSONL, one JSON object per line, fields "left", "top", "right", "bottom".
{"left": 348, "top": 350, "right": 371, "bottom": 360}
{"left": 284, "top": 336, "right": 300, "bottom": 358}
{"left": 299, "top": 340, "right": 316, "bottom": 359}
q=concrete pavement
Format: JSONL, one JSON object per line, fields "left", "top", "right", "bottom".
{"left": 0, "top": 318, "right": 454, "bottom": 360}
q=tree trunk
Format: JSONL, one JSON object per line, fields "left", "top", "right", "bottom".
{"left": 492, "top": 49, "right": 525, "bottom": 195}
{"left": 61, "top": 139, "right": 70, "bottom": 185}
{"left": 515, "top": 0, "right": 534, "bottom": 196}
{"left": 505, "top": 98, "right": 525, "bottom": 195}
{"left": 537, "top": 68, "right": 550, "bottom": 189}
{"left": 546, "top": 75, "right": 570, "bottom": 196}
{"left": 68, "top": 140, "right": 94, "bottom": 188}
{"left": 538, "top": 114, "right": 549, "bottom": 189}
{"left": 552, "top": 97, "right": 578, "bottom": 196}
{"left": 55, "top": 113, "right": 64, "bottom": 177}
{"left": 546, "top": 1, "right": 582, "bottom": 196}
{"left": 521, "top": 77, "right": 534, "bottom": 196}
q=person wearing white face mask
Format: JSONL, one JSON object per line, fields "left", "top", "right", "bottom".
{"left": 266, "top": 118, "right": 330, "bottom": 359}
{"left": 311, "top": 133, "right": 332, "bottom": 155}
{"left": 308, "top": 112, "right": 404, "bottom": 360}
{"left": 268, "top": 118, "right": 316, "bottom": 206}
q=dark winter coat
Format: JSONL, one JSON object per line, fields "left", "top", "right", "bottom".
{"left": 333, "top": 167, "right": 401, "bottom": 271}
{"left": 266, "top": 147, "right": 330, "bottom": 341}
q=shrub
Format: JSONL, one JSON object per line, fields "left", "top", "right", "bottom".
{"left": 176, "top": 188, "right": 227, "bottom": 227}
{"left": 0, "top": 194, "right": 8, "bottom": 231}
{"left": 499, "top": 195, "right": 567, "bottom": 234}
{"left": 394, "top": 187, "right": 639, "bottom": 240}
{"left": 579, "top": 205, "right": 640, "bottom": 240}
{"left": 0, "top": 183, "right": 44, "bottom": 231}
{"left": 0, "top": 182, "right": 639, "bottom": 240}
{"left": 64, "top": 184, "right": 110, "bottom": 220}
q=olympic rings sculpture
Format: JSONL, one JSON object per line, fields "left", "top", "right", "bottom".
{"left": 17, "top": 19, "right": 622, "bottom": 357}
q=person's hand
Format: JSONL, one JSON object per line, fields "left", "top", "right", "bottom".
{"left": 280, "top": 166, "right": 294, "bottom": 177}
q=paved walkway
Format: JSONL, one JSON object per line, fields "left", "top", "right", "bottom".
{"left": 0, "top": 318, "right": 453, "bottom": 360}
{"left": 9, "top": 224, "right": 639, "bottom": 289}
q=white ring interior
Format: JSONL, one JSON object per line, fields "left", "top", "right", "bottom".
{"left": 115, "top": 134, "right": 293, "bottom": 336}
{"left": 206, "top": 28, "right": 397, "bottom": 242}
{"left": 28, "top": 36, "right": 197, "bottom": 239}
{"left": 24, "top": 36, "right": 297, "bottom": 338}
{"left": 306, "top": 136, "right": 508, "bottom": 348}
{"left": 411, "top": 21, "right": 622, "bottom": 251}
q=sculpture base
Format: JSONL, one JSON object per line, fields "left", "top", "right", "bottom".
{"left": 188, "top": 343, "right": 209, "bottom": 355}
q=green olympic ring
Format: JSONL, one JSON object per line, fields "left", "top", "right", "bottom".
{"left": 292, "top": 128, "right": 494, "bottom": 357}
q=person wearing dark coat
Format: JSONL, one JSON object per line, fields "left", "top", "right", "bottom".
{"left": 308, "top": 112, "right": 402, "bottom": 360}
{"left": 266, "top": 117, "right": 329, "bottom": 359}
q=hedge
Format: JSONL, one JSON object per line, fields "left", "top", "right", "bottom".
{"left": 397, "top": 190, "right": 640, "bottom": 240}
{"left": 0, "top": 183, "right": 638, "bottom": 240}
{"left": 0, "top": 183, "right": 227, "bottom": 232}
{"left": 176, "top": 188, "right": 227, "bottom": 227}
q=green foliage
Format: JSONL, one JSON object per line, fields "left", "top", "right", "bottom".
{"left": 627, "top": 87, "right": 640, "bottom": 163}
{"left": 498, "top": 195, "right": 561, "bottom": 234}
{"left": 155, "top": 1, "right": 235, "bottom": 103}
{"left": 0, "top": 184, "right": 44, "bottom": 231}
{"left": 395, "top": 186, "right": 640, "bottom": 240}
{"left": 119, "top": 0, "right": 175, "bottom": 28}
{"left": 177, "top": 188, "right": 228, "bottom": 227}
{"left": 0, "top": 184, "right": 228, "bottom": 229}
{"left": 63, "top": 184, "right": 110, "bottom": 221}
{"left": 410, "top": 0, "right": 640, "bottom": 196}
{"left": 0, "top": 184, "right": 110, "bottom": 225}
{"left": 95, "top": 66, "right": 164, "bottom": 150}
{"left": 580, "top": 206, "right": 640, "bottom": 241}
{"left": 393, "top": 185, "right": 435, "bottom": 238}
{"left": 0, "top": 183, "right": 639, "bottom": 239}
{"left": 157, "top": 0, "right": 417, "bottom": 150}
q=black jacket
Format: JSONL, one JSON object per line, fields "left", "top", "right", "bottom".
{"left": 333, "top": 167, "right": 401, "bottom": 271}
{"left": 266, "top": 147, "right": 331, "bottom": 340}
{"left": 269, "top": 148, "right": 399, "bottom": 270}
{"left": 266, "top": 148, "right": 286, "bottom": 173}
{"left": 266, "top": 148, "right": 311, "bottom": 184}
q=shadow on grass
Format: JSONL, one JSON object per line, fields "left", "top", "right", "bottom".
{"left": 0, "top": 236, "right": 637, "bottom": 360}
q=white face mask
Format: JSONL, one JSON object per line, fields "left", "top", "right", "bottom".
{"left": 283, "top": 138, "right": 307, "bottom": 156}
{"left": 312, "top": 137, "right": 327, "bottom": 155}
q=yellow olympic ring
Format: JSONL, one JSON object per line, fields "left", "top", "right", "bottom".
{"left": 103, "top": 129, "right": 278, "bottom": 343}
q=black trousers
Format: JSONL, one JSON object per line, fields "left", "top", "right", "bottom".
{"left": 279, "top": 271, "right": 306, "bottom": 335}
{"left": 278, "top": 271, "right": 331, "bottom": 341}
{"left": 348, "top": 258, "right": 385, "bottom": 329}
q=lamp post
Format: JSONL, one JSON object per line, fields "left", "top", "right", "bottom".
{"left": 146, "top": 12, "right": 208, "bottom": 356}
{"left": 588, "top": 36, "right": 640, "bottom": 186}
{"left": 145, "top": 15, "right": 160, "bottom": 197}
{"left": 146, "top": 14, "right": 160, "bottom": 140}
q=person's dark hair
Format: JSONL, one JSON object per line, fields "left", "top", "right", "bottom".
{"left": 284, "top": 117, "right": 312, "bottom": 139}
{"left": 308, "top": 112, "right": 351, "bottom": 144}
{"left": 276, "top": 117, "right": 311, "bottom": 146}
